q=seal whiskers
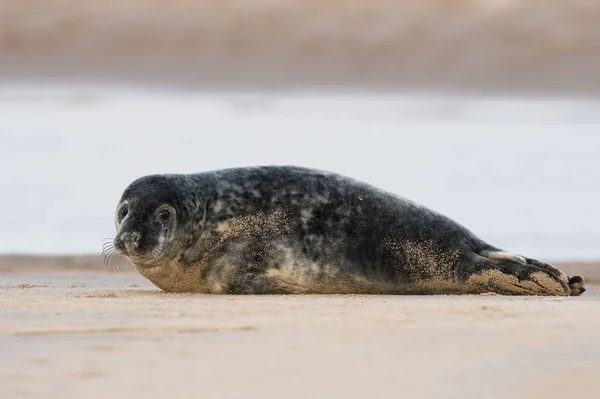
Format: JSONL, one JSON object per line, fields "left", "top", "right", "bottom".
{"left": 102, "top": 237, "right": 128, "bottom": 273}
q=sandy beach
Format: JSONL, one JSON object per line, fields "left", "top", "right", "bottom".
{"left": 1, "top": 257, "right": 599, "bottom": 399}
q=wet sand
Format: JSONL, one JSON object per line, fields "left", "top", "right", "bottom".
{"left": 1, "top": 258, "right": 599, "bottom": 398}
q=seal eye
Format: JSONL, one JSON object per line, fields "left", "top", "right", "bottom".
{"left": 158, "top": 209, "right": 171, "bottom": 222}
{"left": 118, "top": 205, "right": 129, "bottom": 221}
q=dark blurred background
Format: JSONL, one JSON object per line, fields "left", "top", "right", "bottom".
{"left": 1, "top": 0, "right": 600, "bottom": 94}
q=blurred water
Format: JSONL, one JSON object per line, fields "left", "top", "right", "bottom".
{"left": 1, "top": 84, "right": 599, "bottom": 260}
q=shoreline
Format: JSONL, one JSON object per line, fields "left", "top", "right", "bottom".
{"left": 4, "top": 79, "right": 600, "bottom": 101}
{"left": 1, "top": 254, "right": 598, "bottom": 283}
{"left": 3, "top": 77, "right": 600, "bottom": 99}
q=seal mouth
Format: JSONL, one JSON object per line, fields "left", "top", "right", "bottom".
{"left": 103, "top": 238, "right": 165, "bottom": 271}
{"left": 119, "top": 249, "right": 173, "bottom": 269}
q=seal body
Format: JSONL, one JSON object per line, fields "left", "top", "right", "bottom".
{"left": 111, "top": 166, "right": 585, "bottom": 296}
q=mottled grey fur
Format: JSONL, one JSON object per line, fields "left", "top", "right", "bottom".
{"left": 111, "top": 166, "right": 585, "bottom": 296}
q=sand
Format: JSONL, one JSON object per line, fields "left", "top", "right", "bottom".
{"left": 1, "top": 258, "right": 599, "bottom": 399}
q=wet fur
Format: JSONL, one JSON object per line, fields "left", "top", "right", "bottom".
{"left": 112, "top": 166, "right": 585, "bottom": 296}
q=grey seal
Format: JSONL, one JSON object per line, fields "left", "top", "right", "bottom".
{"left": 105, "top": 166, "right": 585, "bottom": 296}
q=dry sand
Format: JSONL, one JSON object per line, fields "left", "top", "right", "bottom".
{"left": 1, "top": 257, "right": 599, "bottom": 399}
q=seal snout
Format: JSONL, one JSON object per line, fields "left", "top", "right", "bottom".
{"left": 114, "top": 231, "right": 141, "bottom": 255}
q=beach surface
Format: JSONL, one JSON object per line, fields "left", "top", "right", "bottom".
{"left": 1, "top": 258, "right": 599, "bottom": 399}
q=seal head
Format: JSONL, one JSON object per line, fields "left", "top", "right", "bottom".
{"left": 114, "top": 175, "right": 193, "bottom": 268}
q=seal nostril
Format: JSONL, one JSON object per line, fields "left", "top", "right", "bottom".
{"left": 126, "top": 235, "right": 139, "bottom": 250}
{"left": 114, "top": 236, "right": 125, "bottom": 252}
{"left": 115, "top": 232, "right": 140, "bottom": 253}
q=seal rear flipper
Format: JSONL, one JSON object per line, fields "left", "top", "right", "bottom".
{"left": 516, "top": 255, "right": 585, "bottom": 296}
{"left": 457, "top": 251, "right": 571, "bottom": 296}
{"left": 567, "top": 275, "right": 586, "bottom": 296}
{"left": 480, "top": 249, "right": 573, "bottom": 285}
{"left": 479, "top": 250, "right": 527, "bottom": 265}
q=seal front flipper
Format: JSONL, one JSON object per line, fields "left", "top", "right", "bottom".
{"left": 205, "top": 253, "right": 297, "bottom": 295}
{"left": 457, "top": 250, "right": 572, "bottom": 296}
{"left": 223, "top": 269, "right": 297, "bottom": 295}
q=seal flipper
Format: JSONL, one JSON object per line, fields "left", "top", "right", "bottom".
{"left": 521, "top": 259, "right": 586, "bottom": 296}
{"left": 520, "top": 255, "right": 569, "bottom": 285}
{"left": 567, "top": 275, "right": 586, "bottom": 296}
{"left": 457, "top": 250, "right": 571, "bottom": 296}
{"left": 518, "top": 257, "right": 587, "bottom": 296}
{"left": 206, "top": 255, "right": 296, "bottom": 295}
{"left": 225, "top": 272, "right": 296, "bottom": 294}
{"left": 480, "top": 250, "right": 527, "bottom": 265}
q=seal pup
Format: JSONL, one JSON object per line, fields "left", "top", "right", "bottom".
{"left": 106, "top": 166, "right": 585, "bottom": 296}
